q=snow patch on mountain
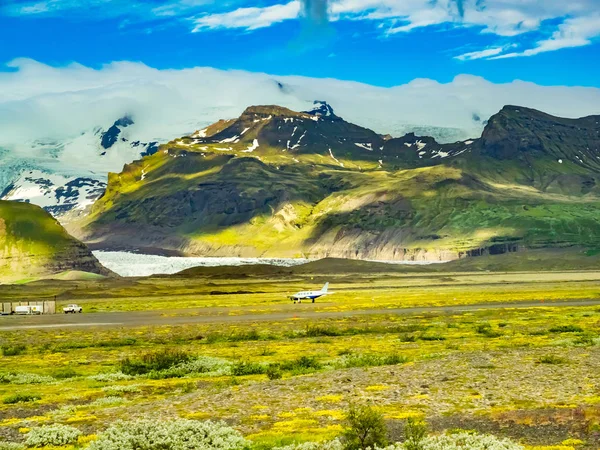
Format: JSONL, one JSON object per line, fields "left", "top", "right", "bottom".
{"left": 355, "top": 143, "right": 373, "bottom": 151}
{"left": 2, "top": 170, "right": 106, "bottom": 216}
{"left": 242, "top": 139, "right": 260, "bottom": 153}
{"left": 219, "top": 136, "right": 240, "bottom": 143}
{"left": 328, "top": 148, "right": 344, "bottom": 167}
{"left": 305, "top": 101, "right": 337, "bottom": 119}
{"left": 0, "top": 115, "right": 163, "bottom": 217}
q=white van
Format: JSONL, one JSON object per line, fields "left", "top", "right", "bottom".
{"left": 14, "top": 305, "right": 43, "bottom": 315}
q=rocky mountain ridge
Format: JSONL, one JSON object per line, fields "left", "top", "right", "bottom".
{"left": 71, "top": 103, "right": 600, "bottom": 261}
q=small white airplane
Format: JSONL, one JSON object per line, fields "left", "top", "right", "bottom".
{"left": 289, "top": 282, "right": 332, "bottom": 303}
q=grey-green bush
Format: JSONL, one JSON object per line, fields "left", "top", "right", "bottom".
{"left": 0, "top": 442, "right": 25, "bottom": 450}
{"left": 25, "top": 424, "right": 82, "bottom": 447}
{"left": 87, "top": 418, "right": 248, "bottom": 450}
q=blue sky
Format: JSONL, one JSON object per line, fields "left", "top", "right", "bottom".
{"left": 0, "top": 0, "right": 599, "bottom": 88}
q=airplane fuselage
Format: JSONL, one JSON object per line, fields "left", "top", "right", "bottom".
{"left": 290, "top": 291, "right": 325, "bottom": 302}
{"left": 290, "top": 283, "right": 331, "bottom": 303}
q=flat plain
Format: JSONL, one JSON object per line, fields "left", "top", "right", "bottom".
{"left": 1, "top": 264, "right": 600, "bottom": 449}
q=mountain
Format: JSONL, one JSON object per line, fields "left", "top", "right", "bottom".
{"left": 72, "top": 103, "right": 600, "bottom": 261}
{"left": 1, "top": 171, "right": 107, "bottom": 218}
{"left": 0, "top": 116, "right": 160, "bottom": 219}
{"left": 0, "top": 201, "right": 113, "bottom": 282}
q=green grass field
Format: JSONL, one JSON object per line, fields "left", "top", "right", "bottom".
{"left": 1, "top": 265, "right": 600, "bottom": 449}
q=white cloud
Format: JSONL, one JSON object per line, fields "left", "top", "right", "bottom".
{"left": 196, "top": 0, "right": 600, "bottom": 59}
{"left": 455, "top": 44, "right": 517, "bottom": 61}
{"left": 1, "top": 59, "right": 600, "bottom": 155}
{"left": 2, "top": 0, "right": 219, "bottom": 21}
{"left": 491, "top": 14, "right": 600, "bottom": 59}
{"left": 4, "top": 0, "right": 600, "bottom": 59}
{"left": 192, "top": 1, "right": 301, "bottom": 31}
{"left": 1, "top": 59, "right": 600, "bottom": 192}
{"left": 324, "top": 0, "right": 596, "bottom": 36}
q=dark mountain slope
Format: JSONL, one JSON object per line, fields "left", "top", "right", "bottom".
{"left": 476, "top": 106, "right": 600, "bottom": 163}
{"left": 73, "top": 104, "right": 600, "bottom": 261}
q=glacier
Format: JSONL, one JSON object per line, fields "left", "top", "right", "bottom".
{"left": 0, "top": 116, "right": 164, "bottom": 218}
{"left": 94, "top": 251, "right": 313, "bottom": 277}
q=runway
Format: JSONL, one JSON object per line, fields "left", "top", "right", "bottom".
{"left": 1, "top": 298, "right": 599, "bottom": 331}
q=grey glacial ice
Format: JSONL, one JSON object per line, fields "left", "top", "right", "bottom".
{"left": 93, "top": 251, "right": 312, "bottom": 277}
{"left": 93, "top": 251, "right": 446, "bottom": 277}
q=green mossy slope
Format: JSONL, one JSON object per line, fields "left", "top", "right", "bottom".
{"left": 76, "top": 105, "right": 600, "bottom": 261}
{"left": 0, "top": 201, "right": 112, "bottom": 282}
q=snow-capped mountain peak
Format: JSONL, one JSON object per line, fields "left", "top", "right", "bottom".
{"left": 304, "top": 101, "right": 338, "bottom": 119}
{"left": 2, "top": 170, "right": 106, "bottom": 217}
{"left": 101, "top": 115, "right": 135, "bottom": 150}
{"left": 0, "top": 114, "right": 165, "bottom": 219}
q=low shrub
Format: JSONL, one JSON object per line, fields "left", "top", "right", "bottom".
{"left": 88, "top": 372, "right": 132, "bottom": 382}
{"left": 528, "top": 329, "right": 547, "bottom": 336}
{"left": 277, "top": 356, "right": 322, "bottom": 375}
{"left": 419, "top": 335, "right": 447, "bottom": 342}
{"left": 573, "top": 334, "right": 599, "bottom": 346}
{"left": 266, "top": 366, "right": 283, "bottom": 380}
{"left": 25, "top": 424, "right": 81, "bottom": 447}
{"left": 475, "top": 323, "right": 503, "bottom": 338}
{"left": 52, "top": 342, "right": 92, "bottom": 352}
{"left": 388, "top": 432, "right": 524, "bottom": 450}
{"left": 49, "top": 405, "right": 77, "bottom": 418}
{"left": 126, "top": 355, "right": 234, "bottom": 380}
{"left": 274, "top": 440, "right": 343, "bottom": 450}
{"left": 101, "top": 384, "right": 140, "bottom": 395}
{"left": 391, "top": 325, "right": 428, "bottom": 334}
{"left": 232, "top": 361, "right": 267, "bottom": 376}
{"left": 1, "top": 344, "right": 27, "bottom": 357}
{"left": 340, "top": 354, "right": 408, "bottom": 369}
{"left": 52, "top": 368, "right": 79, "bottom": 379}
{"left": 120, "top": 349, "right": 192, "bottom": 376}
{"left": 89, "top": 396, "right": 127, "bottom": 407}
{"left": 206, "top": 330, "right": 273, "bottom": 343}
{"left": 96, "top": 338, "right": 138, "bottom": 347}
{"left": 0, "top": 372, "right": 54, "bottom": 385}
{"left": 146, "top": 367, "right": 188, "bottom": 380}
{"left": 549, "top": 325, "right": 584, "bottom": 333}
{"left": 340, "top": 354, "right": 381, "bottom": 368}
{"left": 3, "top": 393, "right": 41, "bottom": 404}
{"left": 0, "top": 442, "right": 25, "bottom": 450}
{"left": 383, "top": 354, "right": 409, "bottom": 365}
{"left": 403, "top": 418, "right": 427, "bottom": 450}
{"left": 177, "top": 356, "right": 233, "bottom": 376}
{"left": 180, "top": 382, "right": 196, "bottom": 393}
{"left": 538, "top": 355, "right": 568, "bottom": 365}
{"left": 87, "top": 418, "right": 248, "bottom": 450}
{"left": 342, "top": 403, "right": 388, "bottom": 450}
{"left": 304, "top": 326, "right": 342, "bottom": 337}
{"left": 288, "top": 324, "right": 428, "bottom": 340}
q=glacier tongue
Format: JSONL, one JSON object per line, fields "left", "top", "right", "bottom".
{"left": 94, "top": 251, "right": 312, "bottom": 277}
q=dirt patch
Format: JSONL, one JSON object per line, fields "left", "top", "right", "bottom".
{"left": 423, "top": 407, "right": 600, "bottom": 447}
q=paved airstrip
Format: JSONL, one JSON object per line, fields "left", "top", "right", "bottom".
{"left": 2, "top": 298, "right": 600, "bottom": 331}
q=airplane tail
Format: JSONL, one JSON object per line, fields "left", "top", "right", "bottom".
{"left": 322, "top": 282, "right": 329, "bottom": 293}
